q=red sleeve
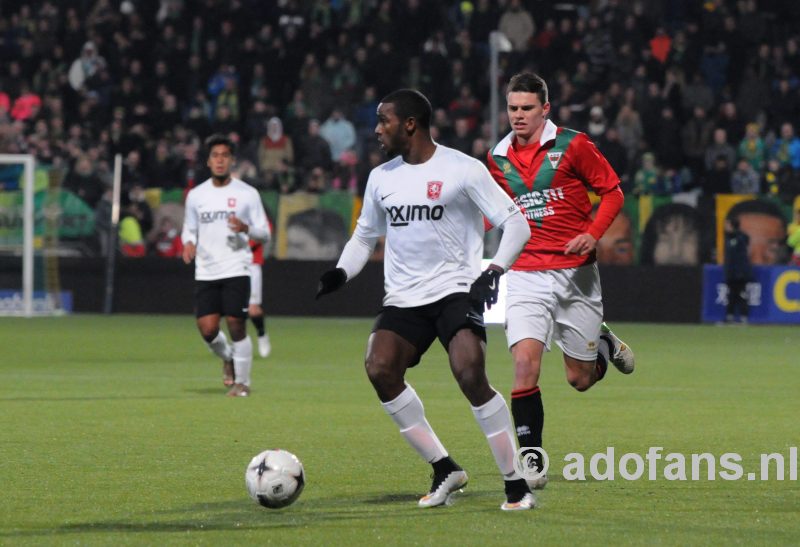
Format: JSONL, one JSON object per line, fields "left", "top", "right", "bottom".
{"left": 588, "top": 185, "right": 624, "bottom": 240}
{"left": 569, "top": 134, "right": 623, "bottom": 240}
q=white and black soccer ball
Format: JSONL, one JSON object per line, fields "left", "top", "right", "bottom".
{"left": 245, "top": 449, "right": 305, "bottom": 509}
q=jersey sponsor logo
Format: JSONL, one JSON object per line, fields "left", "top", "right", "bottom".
{"left": 513, "top": 187, "right": 565, "bottom": 211}
{"left": 426, "top": 181, "right": 443, "bottom": 200}
{"left": 200, "top": 210, "right": 235, "bottom": 223}
{"left": 387, "top": 204, "right": 444, "bottom": 226}
{"left": 228, "top": 198, "right": 236, "bottom": 207}
{"left": 547, "top": 151, "right": 563, "bottom": 169}
{"left": 523, "top": 206, "right": 555, "bottom": 220}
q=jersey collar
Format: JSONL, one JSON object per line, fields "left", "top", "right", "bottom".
{"left": 493, "top": 119, "right": 558, "bottom": 157}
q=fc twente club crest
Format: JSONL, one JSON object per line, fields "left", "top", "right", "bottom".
{"left": 547, "top": 152, "right": 563, "bottom": 169}
{"left": 427, "top": 181, "right": 443, "bottom": 200}
{"left": 228, "top": 197, "right": 236, "bottom": 207}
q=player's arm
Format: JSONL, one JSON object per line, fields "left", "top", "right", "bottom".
{"left": 564, "top": 134, "right": 624, "bottom": 256}
{"left": 228, "top": 190, "right": 272, "bottom": 245}
{"left": 317, "top": 176, "right": 384, "bottom": 299}
{"left": 181, "top": 192, "right": 198, "bottom": 264}
{"left": 464, "top": 161, "right": 530, "bottom": 311}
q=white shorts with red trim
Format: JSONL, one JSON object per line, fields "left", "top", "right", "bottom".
{"left": 504, "top": 263, "right": 603, "bottom": 361}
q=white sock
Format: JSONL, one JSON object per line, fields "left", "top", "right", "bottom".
{"left": 382, "top": 384, "right": 448, "bottom": 464}
{"left": 206, "top": 331, "right": 232, "bottom": 361}
{"left": 472, "top": 390, "right": 521, "bottom": 479}
{"left": 232, "top": 337, "right": 253, "bottom": 386}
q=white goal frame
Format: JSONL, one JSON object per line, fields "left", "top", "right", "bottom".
{"left": 0, "top": 154, "right": 36, "bottom": 317}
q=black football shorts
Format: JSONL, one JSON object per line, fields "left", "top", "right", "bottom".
{"left": 373, "top": 292, "right": 486, "bottom": 367}
{"left": 194, "top": 276, "right": 250, "bottom": 318}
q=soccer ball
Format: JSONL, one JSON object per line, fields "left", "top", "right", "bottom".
{"left": 245, "top": 449, "right": 305, "bottom": 509}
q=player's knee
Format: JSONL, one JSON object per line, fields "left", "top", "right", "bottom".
{"left": 566, "top": 370, "right": 593, "bottom": 392}
{"left": 199, "top": 327, "right": 219, "bottom": 342}
{"left": 365, "top": 354, "right": 401, "bottom": 390}
{"left": 453, "top": 363, "right": 490, "bottom": 400}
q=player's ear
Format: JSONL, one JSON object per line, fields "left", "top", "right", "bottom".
{"left": 405, "top": 116, "right": 416, "bottom": 135}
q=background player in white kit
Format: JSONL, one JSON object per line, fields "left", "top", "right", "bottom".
{"left": 316, "top": 89, "right": 536, "bottom": 511}
{"left": 182, "top": 134, "right": 271, "bottom": 397}
{"left": 248, "top": 240, "right": 271, "bottom": 358}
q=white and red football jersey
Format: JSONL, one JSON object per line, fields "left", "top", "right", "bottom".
{"left": 351, "top": 145, "right": 519, "bottom": 307}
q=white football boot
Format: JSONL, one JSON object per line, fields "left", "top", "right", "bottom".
{"left": 600, "top": 322, "right": 635, "bottom": 374}
{"left": 501, "top": 492, "right": 536, "bottom": 511}
{"left": 418, "top": 470, "right": 468, "bottom": 508}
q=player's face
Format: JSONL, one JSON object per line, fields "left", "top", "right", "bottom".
{"left": 507, "top": 91, "right": 550, "bottom": 145}
{"left": 739, "top": 213, "right": 786, "bottom": 265}
{"left": 596, "top": 214, "right": 634, "bottom": 265}
{"left": 207, "top": 144, "right": 234, "bottom": 179}
{"left": 375, "top": 102, "right": 406, "bottom": 157}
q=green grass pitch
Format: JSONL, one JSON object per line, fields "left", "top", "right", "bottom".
{"left": 1, "top": 315, "right": 798, "bottom": 545}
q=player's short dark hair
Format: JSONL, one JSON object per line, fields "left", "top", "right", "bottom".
{"left": 205, "top": 133, "right": 236, "bottom": 157}
{"left": 726, "top": 199, "right": 787, "bottom": 227}
{"left": 507, "top": 72, "right": 549, "bottom": 105}
{"left": 380, "top": 89, "right": 432, "bottom": 129}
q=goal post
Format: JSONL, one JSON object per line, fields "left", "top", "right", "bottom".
{"left": 0, "top": 154, "right": 67, "bottom": 317}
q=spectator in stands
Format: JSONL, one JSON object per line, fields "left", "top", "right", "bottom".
{"left": 769, "top": 122, "right": 800, "bottom": 170}
{"left": 633, "top": 152, "right": 660, "bottom": 196}
{"left": 257, "top": 116, "right": 294, "bottom": 191}
{"left": 330, "top": 150, "right": 358, "bottom": 194}
{"left": 67, "top": 41, "right": 106, "bottom": 93}
{"left": 296, "top": 118, "right": 332, "bottom": 178}
{"left": 737, "top": 122, "right": 765, "bottom": 173}
{"left": 498, "top": 0, "right": 535, "bottom": 53}
{"left": 705, "top": 128, "right": 736, "bottom": 173}
{"left": 149, "top": 215, "right": 183, "bottom": 258}
{"left": 146, "top": 140, "right": 182, "bottom": 189}
{"left": 63, "top": 155, "right": 106, "bottom": 209}
{"left": 730, "top": 159, "right": 761, "bottom": 194}
{"left": 319, "top": 107, "right": 356, "bottom": 162}
{"left": 681, "top": 106, "right": 714, "bottom": 177}
{"left": 614, "top": 103, "right": 644, "bottom": 166}
{"left": 704, "top": 154, "right": 733, "bottom": 195}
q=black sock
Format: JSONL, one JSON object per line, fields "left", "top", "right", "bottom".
{"left": 251, "top": 315, "right": 265, "bottom": 336}
{"left": 511, "top": 387, "right": 543, "bottom": 456}
{"left": 597, "top": 336, "right": 611, "bottom": 381}
{"left": 432, "top": 456, "right": 460, "bottom": 475}
{"left": 504, "top": 477, "right": 530, "bottom": 502}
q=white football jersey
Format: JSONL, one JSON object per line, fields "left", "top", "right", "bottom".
{"left": 355, "top": 145, "right": 519, "bottom": 307}
{"left": 182, "top": 178, "right": 270, "bottom": 281}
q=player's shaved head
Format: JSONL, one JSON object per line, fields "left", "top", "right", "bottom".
{"left": 380, "top": 89, "right": 432, "bottom": 130}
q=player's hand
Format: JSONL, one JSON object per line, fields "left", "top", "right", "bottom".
{"left": 182, "top": 242, "right": 196, "bottom": 264}
{"left": 227, "top": 214, "right": 248, "bottom": 233}
{"left": 564, "top": 233, "right": 597, "bottom": 255}
{"left": 316, "top": 268, "right": 347, "bottom": 300}
{"left": 469, "top": 267, "right": 502, "bottom": 313}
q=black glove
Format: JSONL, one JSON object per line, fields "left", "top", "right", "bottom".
{"left": 468, "top": 268, "right": 502, "bottom": 313}
{"left": 316, "top": 267, "right": 347, "bottom": 300}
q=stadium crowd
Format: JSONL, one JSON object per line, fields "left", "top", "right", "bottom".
{"left": 1, "top": 0, "right": 799, "bottom": 251}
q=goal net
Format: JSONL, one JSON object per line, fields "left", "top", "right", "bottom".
{"left": 0, "top": 154, "right": 71, "bottom": 316}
